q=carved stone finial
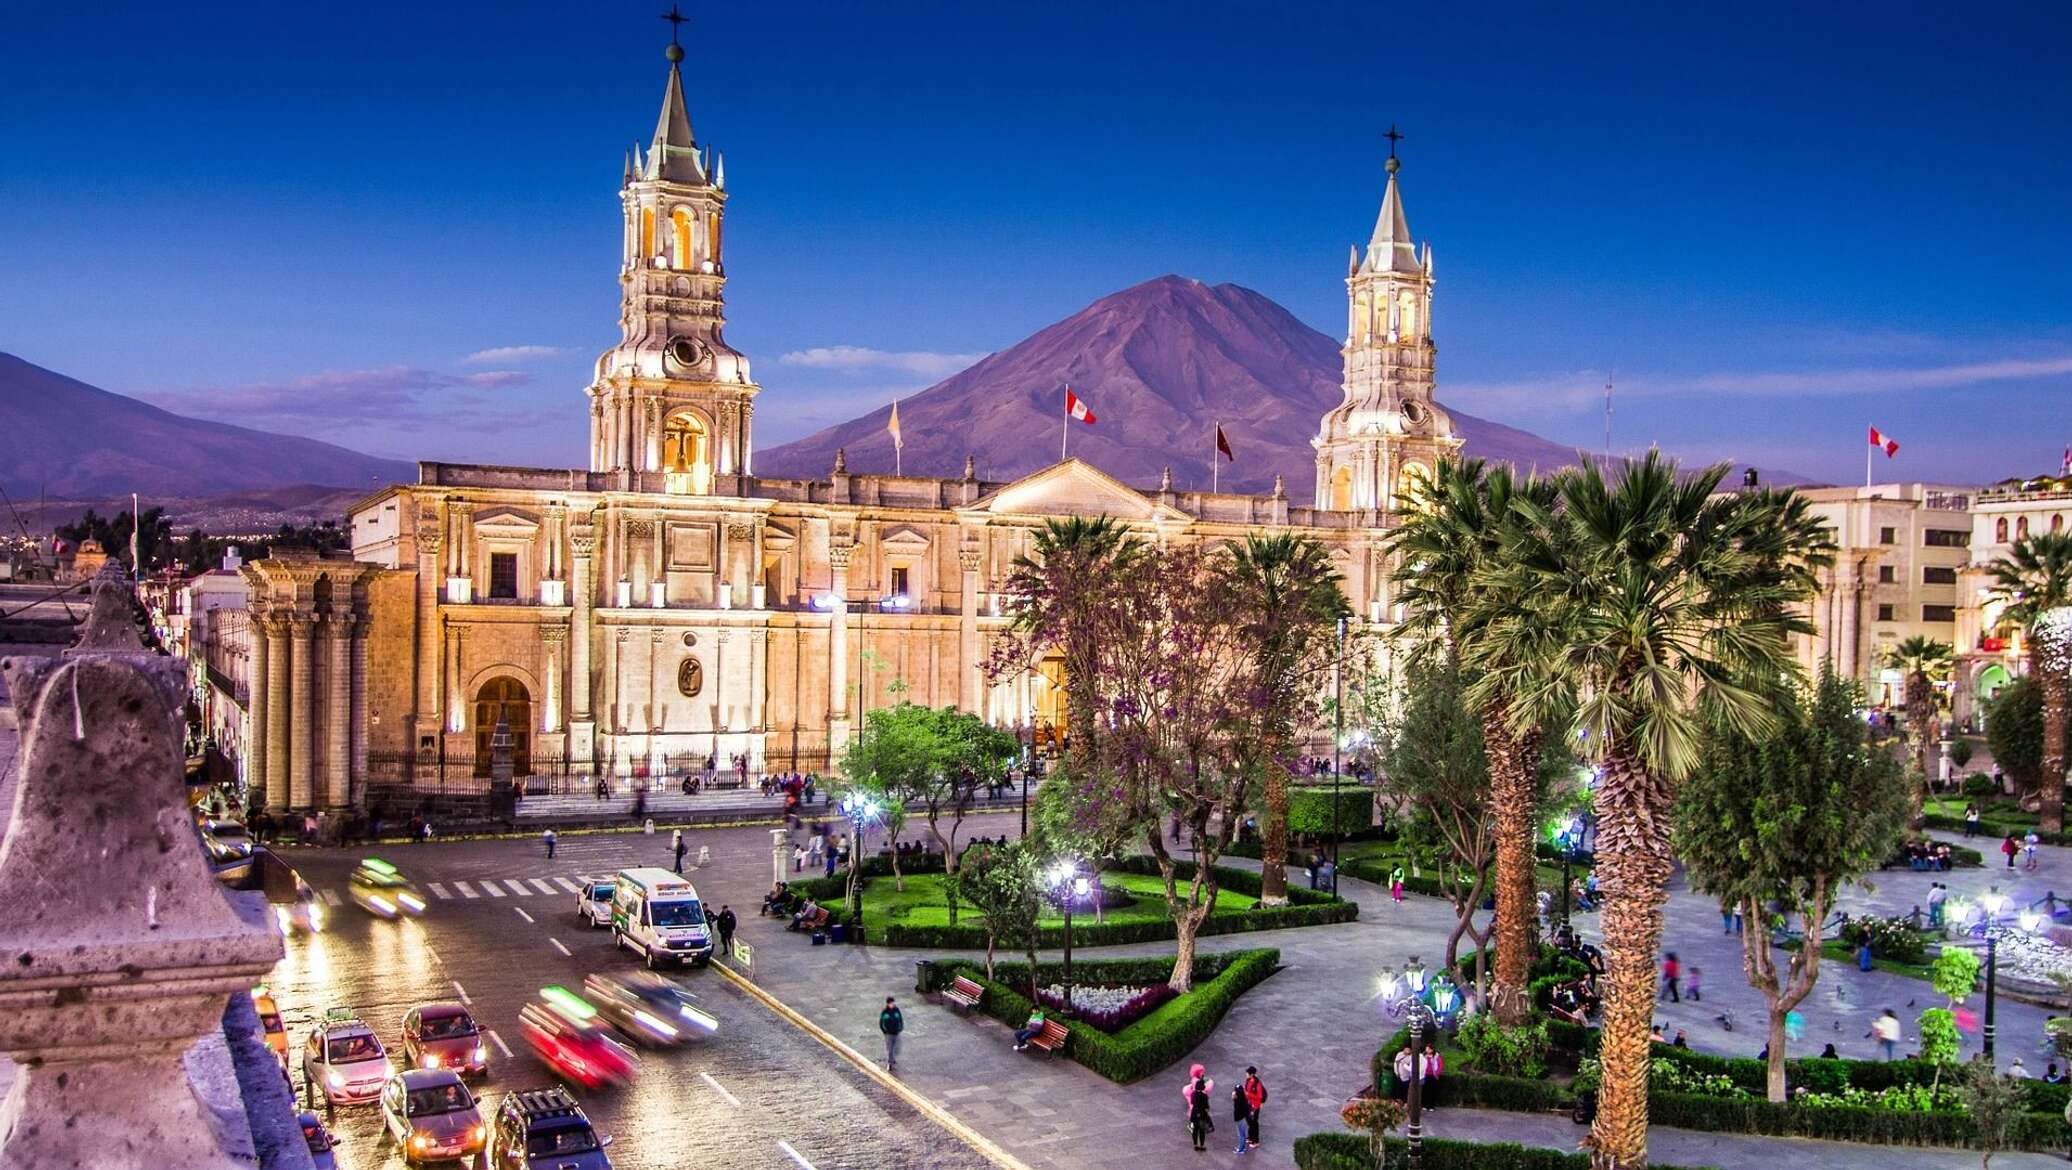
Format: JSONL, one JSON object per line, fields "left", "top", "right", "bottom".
{"left": 67, "top": 563, "right": 145, "bottom": 656}
{"left": 963, "top": 454, "right": 977, "bottom": 481}
{"left": 1272, "top": 473, "right": 1287, "bottom": 499}
{"left": 0, "top": 652, "right": 282, "bottom": 1169}
{"left": 1160, "top": 466, "right": 1173, "bottom": 491}
{"left": 833, "top": 447, "right": 848, "bottom": 475}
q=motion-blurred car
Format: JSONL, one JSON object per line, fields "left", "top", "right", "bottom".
{"left": 302, "top": 1010, "right": 391, "bottom": 1105}
{"left": 200, "top": 819, "right": 258, "bottom": 884}
{"left": 488, "top": 1088, "right": 614, "bottom": 1170}
{"left": 580, "top": 971, "right": 718, "bottom": 1047}
{"left": 252, "top": 986, "right": 290, "bottom": 1070}
{"left": 297, "top": 1111, "right": 339, "bottom": 1170}
{"left": 379, "top": 1068, "right": 486, "bottom": 1165}
{"left": 518, "top": 986, "right": 639, "bottom": 1089}
{"left": 347, "top": 857, "right": 427, "bottom": 918}
{"left": 401, "top": 1003, "right": 488, "bottom": 1077}
{"left": 575, "top": 879, "right": 615, "bottom": 928}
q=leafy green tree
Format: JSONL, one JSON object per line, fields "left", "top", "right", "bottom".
{"left": 953, "top": 840, "right": 1041, "bottom": 984}
{"left": 1986, "top": 677, "right": 2072, "bottom": 798}
{"left": 1932, "top": 946, "right": 1981, "bottom": 1007}
{"left": 1386, "top": 457, "right": 1563, "bottom": 1025}
{"left": 1917, "top": 1008, "right": 1960, "bottom": 1067}
{"left": 1384, "top": 660, "right": 1496, "bottom": 991}
{"left": 1027, "top": 759, "right": 1134, "bottom": 924}
{"left": 1882, "top": 635, "right": 1954, "bottom": 821}
{"left": 1984, "top": 532, "right": 2072, "bottom": 831}
{"left": 1482, "top": 453, "right": 1835, "bottom": 1168}
{"left": 1958, "top": 1056, "right": 2025, "bottom": 1169}
{"left": 835, "top": 711, "right": 917, "bottom": 910}
{"left": 997, "top": 516, "right": 1142, "bottom": 772}
{"left": 1675, "top": 667, "right": 1908, "bottom": 1101}
{"left": 1223, "top": 533, "right": 1349, "bottom": 906}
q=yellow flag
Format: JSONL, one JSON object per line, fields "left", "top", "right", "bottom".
{"left": 888, "top": 399, "right": 904, "bottom": 450}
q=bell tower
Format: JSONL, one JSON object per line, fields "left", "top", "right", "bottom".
{"left": 588, "top": 22, "right": 758, "bottom": 493}
{"left": 1313, "top": 134, "right": 1460, "bottom": 513}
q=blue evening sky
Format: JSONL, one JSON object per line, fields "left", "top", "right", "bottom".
{"left": 3, "top": 2, "right": 2068, "bottom": 485}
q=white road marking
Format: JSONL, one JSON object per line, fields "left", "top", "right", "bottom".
{"left": 504, "top": 879, "right": 534, "bottom": 897}
{"left": 552, "top": 876, "right": 582, "bottom": 893}
{"left": 700, "top": 1071, "right": 741, "bottom": 1108}
{"left": 451, "top": 981, "right": 471, "bottom": 1005}
{"left": 549, "top": 937, "right": 571, "bottom": 957}
{"left": 486, "top": 1029, "right": 513, "bottom": 1059}
{"left": 484, "top": 882, "right": 506, "bottom": 898}
{"left": 455, "top": 881, "right": 480, "bottom": 899}
{"left": 514, "top": 907, "right": 535, "bottom": 924}
{"left": 777, "top": 1140, "right": 816, "bottom": 1170}
{"left": 530, "top": 878, "right": 558, "bottom": 896}
{"left": 428, "top": 882, "right": 451, "bottom": 900}
{"left": 317, "top": 889, "right": 342, "bottom": 907}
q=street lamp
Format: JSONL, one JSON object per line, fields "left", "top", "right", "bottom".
{"left": 1554, "top": 815, "right": 1582, "bottom": 928}
{"left": 1982, "top": 889, "right": 2007, "bottom": 1061}
{"left": 1403, "top": 1000, "right": 1437, "bottom": 1170}
{"left": 1046, "top": 859, "right": 1089, "bottom": 1014}
{"left": 840, "top": 792, "right": 881, "bottom": 921}
{"left": 1332, "top": 616, "right": 1346, "bottom": 874}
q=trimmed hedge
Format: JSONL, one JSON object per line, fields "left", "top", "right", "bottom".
{"left": 1293, "top": 1132, "right": 1717, "bottom": 1170}
{"left": 1288, "top": 784, "right": 1379, "bottom": 836}
{"left": 1924, "top": 812, "right": 2072, "bottom": 848}
{"left": 919, "top": 948, "right": 1280, "bottom": 1083}
{"left": 872, "top": 855, "right": 1356, "bottom": 948}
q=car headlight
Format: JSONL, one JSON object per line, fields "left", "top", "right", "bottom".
{"left": 325, "top": 1071, "right": 345, "bottom": 1089}
{"left": 471, "top": 1125, "right": 486, "bottom": 1143}
{"left": 473, "top": 1045, "right": 486, "bottom": 1063}
{"left": 412, "top": 1133, "right": 430, "bottom": 1149}
{"left": 398, "top": 893, "right": 426, "bottom": 913}
{"left": 369, "top": 895, "right": 396, "bottom": 916}
{"left": 632, "top": 1010, "right": 679, "bottom": 1039}
{"left": 423, "top": 1052, "right": 440, "bottom": 1068}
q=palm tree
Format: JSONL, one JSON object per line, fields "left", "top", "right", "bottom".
{"left": 1881, "top": 635, "right": 1954, "bottom": 819}
{"left": 1002, "top": 517, "right": 1142, "bottom": 772}
{"left": 1385, "top": 457, "right": 1560, "bottom": 1025}
{"left": 1478, "top": 452, "right": 1833, "bottom": 1170}
{"left": 1985, "top": 532, "right": 2072, "bottom": 833}
{"left": 1224, "top": 533, "right": 1351, "bottom": 905}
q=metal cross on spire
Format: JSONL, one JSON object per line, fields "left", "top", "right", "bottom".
{"left": 661, "top": 3, "right": 689, "bottom": 45}
{"left": 1384, "top": 124, "right": 1405, "bottom": 159}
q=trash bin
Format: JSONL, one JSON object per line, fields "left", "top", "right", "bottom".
{"left": 914, "top": 959, "right": 935, "bottom": 995}
{"left": 830, "top": 922, "right": 846, "bottom": 944}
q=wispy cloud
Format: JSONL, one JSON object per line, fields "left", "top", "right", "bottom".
{"left": 778, "top": 345, "right": 987, "bottom": 379}
{"left": 462, "top": 345, "right": 564, "bottom": 365}
{"left": 146, "top": 365, "right": 535, "bottom": 427}
{"left": 1450, "top": 353, "right": 2072, "bottom": 416}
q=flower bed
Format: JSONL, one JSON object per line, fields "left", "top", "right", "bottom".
{"left": 919, "top": 949, "right": 1278, "bottom": 1082}
{"left": 1032, "top": 982, "right": 1176, "bottom": 1033}
{"left": 1294, "top": 1133, "right": 1715, "bottom": 1170}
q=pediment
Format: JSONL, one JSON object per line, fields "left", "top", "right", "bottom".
{"left": 960, "top": 459, "right": 1189, "bottom": 525}
{"left": 473, "top": 507, "right": 541, "bottom": 537}
{"left": 879, "top": 524, "right": 931, "bottom": 552}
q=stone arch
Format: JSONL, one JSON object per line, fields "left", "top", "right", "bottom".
{"left": 1330, "top": 465, "right": 1355, "bottom": 511}
{"left": 2019, "top": 516, "right": 2031, "bottom": 539}
{"left": 472, "top": 675, "right": 533, "bottom": 778}
{"left": 1997, "top": 518, "right": 2010, "bottom": 543}
{"left": 671, "top": 206, "right": 695, "bottom": 269}
{"left": 661, "top": 408, "right": 712, "bottom": 494}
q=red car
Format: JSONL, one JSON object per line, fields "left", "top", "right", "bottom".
{"left": 519, "top": 987, "right": 639, "bottom": 1089}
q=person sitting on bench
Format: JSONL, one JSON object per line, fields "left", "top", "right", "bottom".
{"left": 788, "top": 899, "right": 820, "bottom": 931}
{"left": 761, "top": 882, "right": 790, "bottom": 917}
{"left": 1013, "top": 1007, "right": 1047, "bottom": 1051}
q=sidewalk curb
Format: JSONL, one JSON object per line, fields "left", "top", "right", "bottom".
{"left": 712, "top": 960, "right": 1034, "bottom": 1170}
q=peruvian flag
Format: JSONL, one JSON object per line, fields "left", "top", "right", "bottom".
{"left": 1065, "top": 386, "right": 1097, "bottom": 425}
{"left": 1868, "top": 426, "right": 1900, "bottom": 457}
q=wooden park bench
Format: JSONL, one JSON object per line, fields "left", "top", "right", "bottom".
{"left": 1022, "top": 1019, "right": 1069, "bottom": 1058}
{"left": 789, "top": 905, "right": 831, "bottom": 933}
{"left": 942, "top": 976, "right": 985, "bottom": 1014}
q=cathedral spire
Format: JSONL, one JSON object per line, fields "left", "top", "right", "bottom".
{"left": 647, "top": 11, "right": 707, "bottom": 185}
{"left": 1365, "top": 152, "right": 1421, "bottom": 275}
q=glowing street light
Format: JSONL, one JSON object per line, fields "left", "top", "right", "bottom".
{"left": 1047, "top": 858, "right": 1088, "bottom": 1014}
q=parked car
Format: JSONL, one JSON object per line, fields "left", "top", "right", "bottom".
{"left": 576, "top": 879, "right": 616, "bottom": 928}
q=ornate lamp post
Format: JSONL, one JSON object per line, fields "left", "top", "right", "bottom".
{"left": 1982, "top": 889, "right": 2007, "bottom": 1060}
{"left": 1554, "top": 815, "right": 1582, "bottom": 927}
{"left": 1332, "top": 616, "right": 1346, "bottom": 873}
{"left": 840, "top": 792, "right": 881, "bottom": 920}
{"left": 1046, "top": 858, "right": 1089, "bottom": 1014}
{"left": 1403, "top": 1000, "right": 1436, "bottom": 1170}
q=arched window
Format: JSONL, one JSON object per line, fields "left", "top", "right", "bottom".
{"left": 473, "top": 677, "right": 532, "bottom": 778}
{"left": 662, "top": 410, "right": 710, "bottom": 495}
{"left": 708, "top": 212, "right": 721, "bottom": 265}
{"left": 1353, "top": 293, "right": 1371, "bottom": 342}
{"left": 2019, "top": 516, "right": 2031, "bottom": 539}
{"left": 641, "top": 208, "right": 655, "bottom": 260}
{"left": 1400, "top": 294, "right": 1418, "bottom": 340}
{"left": 1396, "top": 461, "right": 1430, "bottom": 508}
{"left": 671, "top": 207, "right": 694, "bottom": 270}
{"left": 2055, "top": 514, "right": 2065, "bottom": 533}
{"left": 1330, "top": 465, "right": 1355, "bottom": 511}
{"left": 1997, "top": 518, "right": 2009, "bottom": 542}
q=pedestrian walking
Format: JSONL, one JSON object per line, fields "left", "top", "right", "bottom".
{"left": 1183, "top": 1064, "right": 1214, "bottom": 1152}
{"left": 793, "top": 844, "right": 807, "bottom": 873}
{"left": 1870, "top": 1009, "right": 1901, "bottom": 1060}
{"left": 1242, "top": 1067, "right": 1268, "bottom": 1143}
{"left": 1660, "top": 952, "right": 1681, "bottom": 1003}
{"left": 2004, "top": 833, "right": 2020, "bottom": 870}
{"left": 2025, "top": 829, "right": 2041, "bottom": 871}
{"left": 1965, "top": 804, "right": 1980, "bottom": 837}
{"left": 1928, "top": 882, "right": 1947, "bottom": 928}
{"left": 1686, "top": 965, "right": 1702, "bottom": 1003}
{"left": 543, "top": 828, "right": 557, "bottom": 859}
{"left": 715, "top": 905, "right": 736, "bottom": 958}
{"left": 1721, "top": 901, "right": 1736, "bottom": 935}
{"left": 1389, "top": 865, "right": 1405, "bottom": 906}
{"left": 673, "top": 830, "right": 688, "bottom": 875}
{"left": 879, "top": 996, "right": 904, "bottom": 1070}
{"left": 826, "top": 841, "right": 839, "bottom": 878}
{"left": 1230, "top": 1082, "right": 1253, "bottom": 1154}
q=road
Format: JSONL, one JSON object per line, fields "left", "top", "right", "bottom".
{"left": 267, "top": 817, "right": 1001, "bottom": 1170}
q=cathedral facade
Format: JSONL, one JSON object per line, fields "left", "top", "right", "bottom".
{"left": 237, "top": 51, "right": 1454, "bottom": 812}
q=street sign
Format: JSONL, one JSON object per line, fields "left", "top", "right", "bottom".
{"left": 733, "top": 940, "right": 753, "bottom": 968}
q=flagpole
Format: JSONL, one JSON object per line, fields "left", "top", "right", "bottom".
{"left": 1865, "top": 431, "right": 1872, "bottom": 488}
{"left": 1061, "top": 385, "right": 1069, "bottom": 463}
{"left": 893, "top": 399, "right": 902, "bottom": 477}
{"left": 1212, "top": 421, "right": 1219, "bottom": 494}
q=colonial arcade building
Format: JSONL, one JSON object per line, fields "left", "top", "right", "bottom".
{"left": 237, "top": 47, "right": 1457, "bottom": 814}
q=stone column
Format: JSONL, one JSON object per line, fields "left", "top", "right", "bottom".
{"left": 1836, "top": 559, "right": 1862, "bottom": 684}
{"left": 325, "top": 615, "right": 353, "bottom": 809}
{"left": 289, "top": 616, "right": 316, "bottom": 810}
{"left": 263, "top": 616, "right": 291, "bottom": 812}
{"left": 0, "top": 647, "right": 282, "bottom": 1170}
{"left": 770, "top": 828, "right": 789, "bottom": 886}
{"left": 248, "top": 614, "right": 271, "bottom": 808}
{"left": 958, "top": 548, "right": 981, "bottom": 714}
{"left": 749, "top": 627, "right": 767, "bottom": 737}
{"left": 568, "top": 525, "right": 597, "bottom": 771}
{"left": 828, "top": 546, "right": 853, "bottom": 750}
{"left": 541, "top": 626, "right": 565, "bottom": 736}
{"left": 416, "top": 515, "right": 444, "bottom": 736}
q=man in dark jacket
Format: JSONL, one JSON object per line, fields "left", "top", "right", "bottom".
{"left": 715, "top": 905, "right": 737, "bottom": 958}
{"left": 879, "top": 997, "right": 904, "bottom": 1070}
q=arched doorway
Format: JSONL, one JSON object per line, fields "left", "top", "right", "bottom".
{"left": 1033, "top": 654, "right": 1068, "bottom": 755}
{"left": 473, "top": 677, "right": 532, "bottom": 777}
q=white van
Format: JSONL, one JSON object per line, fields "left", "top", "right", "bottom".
{"left": 610, "top": 868, "right": 713, "bottom": 968}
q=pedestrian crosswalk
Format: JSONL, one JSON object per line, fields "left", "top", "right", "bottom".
{"left": 314, "top": 871, "right": 631, "bottom": 908}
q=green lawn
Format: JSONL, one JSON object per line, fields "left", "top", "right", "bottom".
{"left": 1926, "top": 796, "right": 2031, "bottom": 826}
{"left": 1332, "top": 838, "right": 1590, "bottom": 890}
{"left": 856, "top": 869, "right": 1257, "bottom": 930}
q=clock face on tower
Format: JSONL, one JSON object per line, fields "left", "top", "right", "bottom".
{"left": 667, "top": 336, "right": 706, "bottom": 369}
